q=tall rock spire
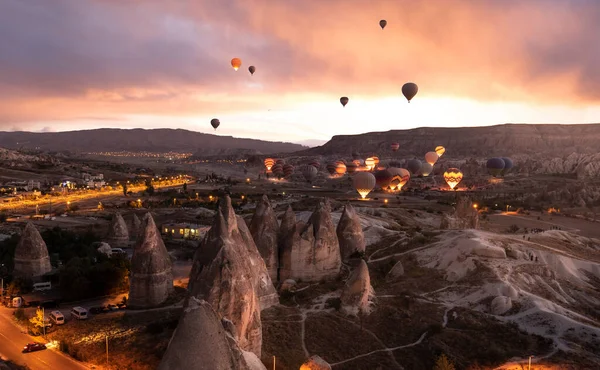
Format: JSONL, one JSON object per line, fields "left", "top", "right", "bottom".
{"left": 13, "top": 223, "right": 51, "bottom": 278}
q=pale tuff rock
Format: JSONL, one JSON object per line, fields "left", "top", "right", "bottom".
{"left": 13, "top": 222, "right": 51, "bottom": 278}
{"left": 386, "top": 260, "right": 405, "bottom": 281}
{"left": 278, "top": 205, "right": 296, "bottom": 247}
{"left": 490, "top": 296, "right": 513, "bottom": 315}
{"left": 340, "top": 259, "right": 374, "bottom": 316}
{"left": 300, "top": 355, "right": 332, "bottom": 370}
{"left": 96, "top": 242, "right": 112, "bottom": 257}
{"left": 129, "top": 213, "right": 173, "bottom": 308}
{"left": 279, "top": 201, "right": 342, "bottom": 282}
{"left": 249, "top": 195, "right": 279, "bottom": 282}
{"left": 336, "top": 203, "right": 366, "bottom": 262}
{"left": 188, "top": 196, "right": 280, "bottom": 357}
{"left": 107, "top": 212, "right": 129, "bottom": 247}
{"left": 222, "top": 318, "right": 268, "bottom": 370}
{"left": 131, "top": 213, "right": 142, "bottom": 239}
{"left": 440, "top": 197, "right": 479, "bottom": 230}
{"left": 158, "top": 298, "right": 242, "bottom": 370}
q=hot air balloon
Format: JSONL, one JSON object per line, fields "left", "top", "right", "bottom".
{"left": 402, "top": 82, "right": 418, "bottom": 103}
{"left": 352, "top": 151, "right": 361, "bottom": 160}
{"left": 264, "top": 158, "right": 275, "bottom": 172}
{"left": 379, "top": 20, "right": 387, "bottom": 29}
{"left": 248, "top": 65, "right": 256, "bottom": 75}
{"left": 390, "top": 142, "right": 400, "bottom": 152}
{"left": 435, "top": 146, "right": 446, "bottom": 157}
{"left": 272, "top": 164, "right": 284, "bottom": 177}
{"left": 365, "top": 157, "right": 376, "bottom": 171}
{"left": 335, "top": 161, "right": 347, "bottom": 175}
{"left": 487, "top": 157, "right": 506, "bottom": 177}
{"left": 374, "top": 169, "right": 393, "bottom": 189}
{"left": 443, "top": 168, "right": 463, "bottom": 190}
{"left": 210, "top": 118, "right": 220, "bottom": 130}
{"left": 326, "top": 162, "right": 337, "bottom": 176}
{"left": 340, "top": 97, "right": 349, "bottom": 107}
{"left": 283, "top": 164, "right": 294, "bottom": 178}
{"left": 346, "top": 162, "right": 358, "bottom": 174}
{"left": 388, "top": 168, "right": 410, "bottom": 191}
{"left": 300, "top": 165, "right": 318, "bottom": 183}
{"left": 352, "top": 159, "right": 361, "bottom": 167}
{"left": 425, "top": 151, "right": 439, "bottom": 165}
{"left": 420, "top": 162, "right": 433, "bottom": 177}
{"left": 275, "top": 159, "right": 285, "bottom": 166}
{"left": 309, "top": 160, "right": 321, "bottom": 170}
{"left": 353, "top": 172, "right": 376, "bottom": 199}
{"left": 407, "top": 159, "right": 422, "bottom": 175}
{"left": 500, "top": 157, "right": 513, "bottom": 176}
{"left": 231, "top": 58, "right": 242, "bottom": 71}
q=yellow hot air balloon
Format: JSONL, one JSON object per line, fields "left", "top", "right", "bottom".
{"left": 425, "top": 151, "right": 439, "bottom": 165}
{"left": 435, "top": 146, "right": 446, "bottom": 157}
{"left": 365, "top": 157, "right": 376, "bottom": 171}
{"left": 231, "top": 58, "right": 242, "bottom": 71}
{"left": 443, "top": 167, "right": 463, "bottom": 190}
{"left": 264, "top": 158, "right": 275, "bottom": 171}
{"left": 335, "top": 161, "right": 347, "bottom": 175}
{"left": 352, "top": 172, "right": 376, "bottom": 199}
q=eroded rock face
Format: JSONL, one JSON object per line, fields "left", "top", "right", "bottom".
{"left": 131, "top": 213, "right": 141, "bottom": 240}
{"left": 300, "top": 355, "right": 332, "bottom": 370}
{"left": 158, "top": 298, "right": 240, "bottom": 370}
{"left": 13, "top": 223, "right": 51, "bottom": 278}
{"left": 249, "top": 195, "right": 279, "bottom": 281}
{"left": 386, "top": 260, "right": 404, "bottom": 281}
{"left": 336, "top": 203, "right": 366, "bottom": 262}
{"left": 96, "top": 242, "right": 112, "bottom": 257}
{"left": 107, "top": 212, "right": 129, "bottom": 247}
{"left": 340, "top": 259, "right": 374, "bottom": 316}
{"left": 491, "top": 296, "right": 512, "bottom": 315}
{"left": 280, "top": 201, "right": 342, "bottom": 282}
{"left": 188, "top": 196, "right": 279, "bottom": 357}
{"left": 129, "top": 213, "right": 173, "bottom": 308}
{"left": 440, "top": 197, "right": 479, "bottom": 230}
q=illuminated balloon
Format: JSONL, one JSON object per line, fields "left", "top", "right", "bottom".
{"left": 335, "top": 161, "right": 347, "bottom": 175}
{"left": 435, "top": 146, "right": 446, "bottom": 157}
{"left": 264, "top": 158, "right": 275, "bottom": 172}
{"left": 425, "top": 151, "right": 439, "bottom": 165}
{"left": 402, "top": 82, "right": 418, "bottom": 103}
{"left": 407, "top": 159, "right": 422, "bottom": 175}
{"left": 390, "top": 142, "right": 400, "bottom": 152}
{"left": 374, "top": 169, "right": 393, "bottom": 189}
{"left": 352, "top": 159, "right": 361, "bottom": 167}
{"left": 379, "top": 20, "right": 387, "bottom": 29}
{"left": 372, "top": 156, "right": 380, "bottom": 168}
{"left": 346, "top": 162, "right": 357, "bottom": 174}
{"left": 352, "top": 172, "right": 376, "bottom": 199}
{"left": 300, "top": 165, "right": 318, "bottom": 183}
{"left": 365, "top": 156, "right": 379, "bottom": 171}
{"left": 487, "top": 157, "right": 506, "bottom": 178}
{"left": 500, "top": 157, "right": 514, "bottom": 176}
{"left": 340, "top": 97, "right": 349, "bottom": 107}
{"left": 443, "top": 168, "right": 463, "bottom": 190}
{"left": 231, "top": 58, "right": 242, "bottom": 71}
{"left": 248, "top": 65, "right": 256, "bottom": 75}
{"left": 388, "top": 168, "right": 410, "bottom": 191}
{"left": 210, "top": 118, "right": 220, "bottom": 130}
{"left": 420, "top": 162, "right": 433, "bottom": 177}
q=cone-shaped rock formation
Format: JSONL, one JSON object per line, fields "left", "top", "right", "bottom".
{"left": 158, "top": 298, "right": 266, "bottom": 370}
{"left": 107, "top": 212, "right": 129, "bottom": 247}
{"left": 279, "top": 201, "right": 341, "bottom": 282}
{"left": 340, "top": 259, "right": 374, "bottom": 316}
{"left": 13, "top": 223, "right": 51, "bottom": 278}
{"left": 249, "top": 195, "right": 279, "bottom": 281}
{"left": 300, "top": 355, "right": 332, "bottom": 370}
{"left": 336, "top": 203, "right": 366, "bottom": 262}
{"left": 129, "top": 213, "right": 173, "bottom": 308}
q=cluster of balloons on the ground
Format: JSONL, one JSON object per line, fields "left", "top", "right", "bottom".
{"left": 210, "top": 19, "right": 421, "bottom": 130}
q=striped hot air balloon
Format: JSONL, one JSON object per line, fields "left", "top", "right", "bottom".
{"left": 443, "top": 168, "right": 463, "bottom": 190}
{"left": 388, "top": 168, "right": 410, "bottom": 191}
{"left": 335, "top": 161, "right": 347, "bottom": 175}
{"left": 390, "top": 142, "right": 400, "bottom": 152}
{"left": 283, "top": 164, "right": 294, "bottom": 178}
{"left": 264, "top": 158, "right": 275, "bottom": 172}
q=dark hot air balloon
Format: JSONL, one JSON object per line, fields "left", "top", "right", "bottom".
{"left": 248, "top": 65, "right": 256, "bottom": 75}
{"left": 346, "top": 162, "right": 357, "bottom": 174}
{"left": 487, "top": 157, "right": 506, "bottom": 177}
{"left": 379, "top": 20, "right": 387, "bottom": 29}
{"left": 390, "top": 142, "right": 400, "bottom": 152}
{"left": 402, "top": 82, "right": 418, "bottom": 103}
{"left": 374, "top": 169, "right": 393, "bottom": 189}
{"left": 300, "top": 165, "right": 318, "bottom": 183}
{"left": 500, "top": 157, "right": 513, "bottom": 176}
{"left": 283, "top": 164, "right": 294, "bottom": 178}
{"left": 210, "top": 118, "right": 220, "bottom": 130}
{"left": 326, "top": 162, "right": 337, "bottom": 175}
{"left": 309, "top": 160, "right": 321, "bottom": 170}
{"left": 340, "top": 97, "right": 349, "bottom": 107}
{"left": 407, "top": 159, "right": 422, "bottom": 175}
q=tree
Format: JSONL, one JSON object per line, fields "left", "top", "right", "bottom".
{"left": 122, "top": 183, "right": 128, "bottom": 196}
{"left": 29, "top": 308, "right": 46, "bottom": 335}
{"left": 145, "top": 179, "right": 155, "bottom": 196}
{"left": 182, "top": 182, "right": 188, "bottom": 192}
{"left": 433, "top": 354, "right": 455, "bottom": 370}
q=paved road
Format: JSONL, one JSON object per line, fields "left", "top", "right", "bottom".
{"left": 0, "top": 308, "right": 88, "bottom": 370}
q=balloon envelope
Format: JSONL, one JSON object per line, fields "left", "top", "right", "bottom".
{"left": 210, "top": 118, "right": 220, "bottom": 130}
{"left": 352, "top": 172, "right": 376, "bottom": 199}
{"left": 443, "top": 168, "right": 463, "bottom": 190}
{"left": 248, "top": 65, "right": 256, "bottom": 75}
{"left": 407, "top": 159, "right": 422, "bottom": 175}
{"left": 300, "top": 165, "right": 318, "bottom": 182}
{"left": 379, "top": 19, "right": 387, "bottom": 29}
{"left": 340, "top": 97, "right": 349, "bottom": 107}
{"left": 231, "top": 58, "right": 242, "bottom": 71}
{"left": 421, "top": 162, "right": 434, "bottom": 177}
{"left": 425, "top": 152, "right": 439, "bottom": 165}
{"left": 388, "top": 168, "right": 410, "bottom": 191}
{"left": 374, "top": 169, "right": 393, "bottom": 189}
{"left": 335, "top": 161, "right": 347, "bottom": 175}
{"left": 435, "top": 146, "right": 446, "bottom": 157}
{"left": 487, "top": 157, "right": 506, "bottom": 177}
{"left": 500, "top": 157, "right": 514, "bottom": 176}
{"left": 346, "top": 162, "right": 358, "bottom": 174}
{"left": 390, "top": 142, "right": 400, "bottom": 152}
{"left": 264, "top": 158, "right": 275, "bottom": 171}
{"left": 402, "top": 82, "right": 418, "bottom": 102}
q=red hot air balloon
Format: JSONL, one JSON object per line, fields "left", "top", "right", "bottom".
{"left": 390, "top": 142, "right": 400, "bottom": 152}
{"left": 340, "top": 97, "right": 349, "bottom": 107}
{"left": 210, "top": 118, "right": 220, "bottom": 130}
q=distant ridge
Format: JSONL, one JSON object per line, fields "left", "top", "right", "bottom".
{"left": 0, "top": 128, "right": 306, "bottom": 155}
{"left": 296, "top": 123, "right": 600, "bottom": 157}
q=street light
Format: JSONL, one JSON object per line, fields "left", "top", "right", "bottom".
{"left": 528, "top": 355, "right": 533, "bottom": 370}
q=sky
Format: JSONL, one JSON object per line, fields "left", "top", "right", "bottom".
{"left": 2, "top": 0, "right": 600, "bottom": 146}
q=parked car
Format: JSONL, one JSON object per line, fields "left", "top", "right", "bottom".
{"left": 22, "top": 342, "right": 46, "bottom": 353}
{"left": 107, "top": 304, "right": 119, "bottom": 311}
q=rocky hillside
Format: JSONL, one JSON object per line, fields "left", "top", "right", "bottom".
{"left": 0, "top": 129, "right": 306, "bottom": 154}
{"left": 299, "top": 123, "right": 600, "bottom": 158}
